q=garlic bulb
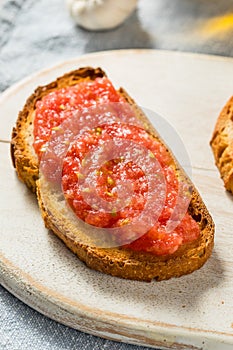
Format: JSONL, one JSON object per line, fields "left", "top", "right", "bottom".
{"left": 66, "top": 0, "right": 138, "bottom": 31}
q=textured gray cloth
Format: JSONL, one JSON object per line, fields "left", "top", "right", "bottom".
{"left": 1, "top": 0, "right": 233, "bottom": 349}
{"left": 1, "top": 0, "right": 233, "bottom": 92}
{"left": 0, "top": 286, "right": 151, "bottom": 350}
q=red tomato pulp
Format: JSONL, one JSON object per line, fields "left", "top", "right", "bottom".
{"left": 33, "top": 77, "right": 124, "bottom": 158}
{"left": 34, "top": 77, "right": 200, "bottom": 256}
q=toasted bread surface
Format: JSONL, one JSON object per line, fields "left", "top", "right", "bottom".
{"left": 210, "top": 96, "right": 233, "bottom": 194}
{"left": 11, "top": 67, "right": 215, "bottom": 281}
{"left": 37, "top": 179, "right": 214, "bottom": 281}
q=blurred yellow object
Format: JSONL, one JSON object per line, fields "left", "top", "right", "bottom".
{"left": 200, "top": 13, "right": 233, "bottom": 38}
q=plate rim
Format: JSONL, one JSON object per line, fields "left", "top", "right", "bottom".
{"left": 1, "top": 47, "right": 233, "bottom": 118}
{"left": 1, "top": 253, "right": 233, "bottom": 347}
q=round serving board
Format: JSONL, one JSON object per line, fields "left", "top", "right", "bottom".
{"left": 1, "top": 49, "right": 233, "bottom": 350}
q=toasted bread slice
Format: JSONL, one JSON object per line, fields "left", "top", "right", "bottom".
{"left": 11, "top": 67, "right": 214, "bottom": 281}
{"left": 210, "top": 96, "right": 233, "bottom": 194}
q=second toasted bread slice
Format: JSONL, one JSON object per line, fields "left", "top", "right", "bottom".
{"left": 210, "top": 96, "right": 233, "bottom": 194}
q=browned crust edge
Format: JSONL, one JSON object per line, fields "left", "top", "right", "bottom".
{"left": 210, "top": 96, "right": 233, "bottom": 194}
{"left": 37, "top": 182, "right": 214, "bottom": 282}
{"left": 11, "top": 67, "right": 215, "bottom": 281}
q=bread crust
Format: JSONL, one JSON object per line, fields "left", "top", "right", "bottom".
{"left": 37, "top": 185, "right": 214, "bottom": 281}
{"left": 210, "top": 96, "right": 233, "bottom": 194}
{"left": 11, "top": 67, "right": 215, "bottom": 281}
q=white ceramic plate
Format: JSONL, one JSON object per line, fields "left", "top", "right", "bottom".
{"left": 1, "top": 49, "right": 233, "bottom": 350}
